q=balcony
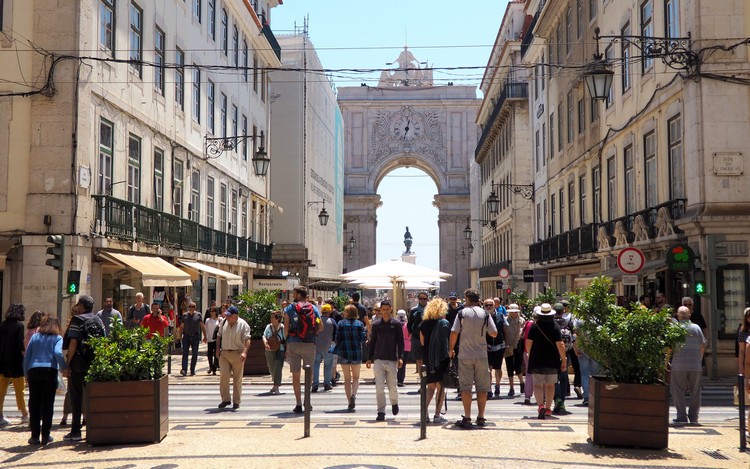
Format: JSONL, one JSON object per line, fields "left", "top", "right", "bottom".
{"left": 528, "top": 199, "right": 687, "bottom": 264}
{"left": 262, "top": 24, "right": 281, "bottom": 61}
{"left": 93, "top": 195, "right": 273, "bottom": 265}
{"left": 475, "top": 83, "right": 529, "bottom": 159}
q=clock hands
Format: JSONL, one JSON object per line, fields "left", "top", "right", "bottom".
{"left": 402, "top": 119, "right": 410, "bottom": 140}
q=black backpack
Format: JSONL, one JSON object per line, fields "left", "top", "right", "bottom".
{"left": 76, "top": 313, "right": 106, "bottom": 363}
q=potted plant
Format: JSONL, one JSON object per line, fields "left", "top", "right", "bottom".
{"left": 235, "top": 289, "right": 280, "bottom": 375}
{"left": 570, "top": 275, "right": 687, "bottom": 449}
{"left": 85, "top": 321, "right": 171, "bottom": 445}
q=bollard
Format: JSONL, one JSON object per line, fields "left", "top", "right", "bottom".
{"left": 167, "top": 341, "right": 172, "bottom": 375}
{"left": 304, "top": 364, "right": 312, "bottom": 438}
{"left": 740, "top": 374, "right": 746, "bottom": 452}
{"left": 420, "top": 364, "right": 427, "bottom": 440}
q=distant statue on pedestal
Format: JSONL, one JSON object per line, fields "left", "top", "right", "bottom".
{"left": 404, "top": 226, "right": 413, "bottom": 254}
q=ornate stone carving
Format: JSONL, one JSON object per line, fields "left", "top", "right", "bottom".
{"left": 614, "top": 221, "right": 629, "bottom": 246}
{"left": 632, "top": 214, "right": 650, "bottom": 242}
{"left": 597, "top": 225, "right": 612, "bottom": 249}
{"left": 370, "top": 105, "right": 445, "bottom": 166}
{"left": 655, "top": 207, "right": 676, "bottom": 237}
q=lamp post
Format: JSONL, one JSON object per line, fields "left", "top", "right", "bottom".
{"left": 463, "top": 217, "right": 498, "bottom": 242}
{"left": 204, "top": 130, "right": 270, "bottom": 176}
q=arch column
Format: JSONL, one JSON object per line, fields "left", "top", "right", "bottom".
{"left": 343, "top": 194, "right": 381, "bottom": 273}
{"left": 434, "top": 193, "right": 471, "bottom": 295}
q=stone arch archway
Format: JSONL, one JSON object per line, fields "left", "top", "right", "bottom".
{"left": 338, "top": 68, "right": 479, "bottom": 295}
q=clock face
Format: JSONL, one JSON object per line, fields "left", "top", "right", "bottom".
{"left": 392, "top": 115, "right": 422, "bottom": 141}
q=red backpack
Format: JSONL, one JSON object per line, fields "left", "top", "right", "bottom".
{"left": 291, "top": 302, "right": 318, "bottom": 342}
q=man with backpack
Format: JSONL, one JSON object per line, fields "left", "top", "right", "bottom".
{"left": 487, "top": 299, "right": 508, "bottom": 399}
{"left": 552, "top": 302, "right": 574, "bottom": 414}
{"left": 283, "top": 286, "right": 323, "bottom": 414}
{"left": 62, "top": 294, "right": 105, "bottom": 441}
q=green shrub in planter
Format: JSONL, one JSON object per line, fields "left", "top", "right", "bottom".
{"left": 569, "top": 275, "right": 687, "bottom": 385}
{"left": 86, "top": 321, "right": 170, "bottom": 382}
{"left": 235, "top": 289, "right": 280, "bottom": 340}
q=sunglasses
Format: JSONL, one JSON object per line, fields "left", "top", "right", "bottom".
{"left": 188, "top": 305, "right": 196, "bottom": 308}
{"left": 418, "top": 297, "right": 428, "bottom": 301}
{"left": 483, "top": 304, "right": 494, "bottom": 308}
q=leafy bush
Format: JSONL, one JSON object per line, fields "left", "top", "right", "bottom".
{"left": 330, "top": 295, "right": 350, "bottom": 313}
{"left": 235, "top": 289, "right": 280, "bottom": 339}
{"left": 86, "top": 321, "right": 170, "bottom": 382}
{"left": 569, "top": 276, "right": 687, "bottom": 385}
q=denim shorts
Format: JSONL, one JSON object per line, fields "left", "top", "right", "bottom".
{"left": 338, "top": 358, "right": 362, "bottom": 365}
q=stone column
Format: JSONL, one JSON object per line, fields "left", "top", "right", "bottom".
{"left": 343, "top": 194, "right": 381, "bottom": 273}
{"left": 434, "top": 194, "right": 471, "bottom": 295}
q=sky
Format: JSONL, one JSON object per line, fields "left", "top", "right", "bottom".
{"left": 272, "top": 1, "right": 509, "bottom": 270}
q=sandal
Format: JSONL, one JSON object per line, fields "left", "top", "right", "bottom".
{"left": 455, "top": 416, "right": 472, "bottom": 428}
{"left": 475, "top": 417, "right": 487, "bottom": 427}
{"left": 537, "top": 404, "right": 546, "bottom": 420}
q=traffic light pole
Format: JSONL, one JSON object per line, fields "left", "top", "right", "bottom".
{"left": 56, "top": 261, "right": 64, "bottom": 319}
{"left": 707, "top": 234, "right": 719, "bottom": 379}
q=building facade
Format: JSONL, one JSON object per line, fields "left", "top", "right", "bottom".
{"left": 0, "top": 0, "right": 282, "bottom": 323}
{"left": 270, "top": 32, "right": 345, "bottom": 296}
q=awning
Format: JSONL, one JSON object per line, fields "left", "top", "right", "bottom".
{"left": 177, "top": 260, "right": 243, "bottom": 286}
{"left": 100, "top": 252, "right": 193, "bottom": 287}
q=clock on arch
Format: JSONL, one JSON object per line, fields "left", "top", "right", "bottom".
{"left": 392, "top": 113, "right": 423, "bottom": 141}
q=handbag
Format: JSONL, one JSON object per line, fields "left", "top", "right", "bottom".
{"left": 441, "top": 357, "right": 460, "bottom": 389}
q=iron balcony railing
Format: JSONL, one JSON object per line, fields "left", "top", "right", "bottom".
{"left": 475, "top": 82, "right": 529, "bottom": 159}
{"left": 93, "top": 195, "right": 273, "bottom": 265}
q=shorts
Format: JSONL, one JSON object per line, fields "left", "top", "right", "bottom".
{"left": 458, "top": 357, "right": 491, "bottom": 393}
{"left": 286, "top": 342, "right": 316, "bottom": 373}
{"left": 487, "top": 349, "right": 505, "bottom": 370}
{"left": 532, "top": 371, "right": 559, "bottom": 385}
{"left": 338, "top": 358, "right": 362, "bottom": 365}
{"left": 410, "top": 336, "right": 423, "bottom": 360}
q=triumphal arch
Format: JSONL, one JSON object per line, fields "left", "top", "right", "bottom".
{"left": 337, "top": 48, "right": 480, "bottom": 294}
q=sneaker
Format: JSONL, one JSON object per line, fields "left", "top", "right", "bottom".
{"left": 508, "top": 388, "right": 515, "bottom": 397}
{"left": 574, "top": 386, "right": 583, "bottom": 399}
{"left": 28, "top": 437, "right": 40, "bottom": 445}
{"left": 190, "top": 371, "right": 195, "bottom": 376}
{"left": 553, "top": 401, "right": 566, "bottom": 414}
{"left": 672, "top": 418, "right": 688, "bottom": 425}
{"left": 41, "top": 435, "right": 54, "bottom": 446}
{"left": 21, "top": 415, "right": 29, "bottom": 424}
{"left": 180, "top": 370, "right": 187, "bottom": 376}
{"left": 392, "top": 404, "right": 399, "bottom": 416}
{"left": 0, "top": 416, "right": 10, "bottom": 427}
{"left": 487, "top": 391, "right": 493, "bottom": 401}
{"left": 218, "top": 401, "right": 231, "bottom": 409}
{"left": 432, "top": 415, "right": 447, "bottom": 424}
{"left": 523, "top": 398, "right": 532, "bottom": 405}
{"left": 324, "top": 384, "right": 332, "bottom": 392}
{"left": 581, "top": 399, "right": 589, "bottom": 406}
{"left": 292, "top": 405, "right": 303, "bottom": 414}
{"left": 63, "top": 432, "right": 82, "bottom": 441}
{"left": 537, "top": 405, "right": 546, "bottom": 420}
{"left": 311, "top": 385, "right": 319, "bottom": 393}
{"left": 494, "top": 385, "right": 500, "bottom": 397}
{"left": 397, "top": 382, "right": 405, "bottom": 387}
{"left": 348, "top": 395, "right": 356, "bottom": 411}
{"left": 59, "top": 418, "right": 68, "bottom": 427}
{"left": 335, "top": 371, "right": 341, "bottom": 381}
{"left": 376, "top": 412, "right": 386, "bottom": 421}
{"left": 232, "top": 403, "right": 240, "bottom": 410}
{"left": 545, "top": 408, "right": 552, "bottom": 417}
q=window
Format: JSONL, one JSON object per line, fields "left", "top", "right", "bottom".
{"left": 624, "top": 144, "right": 635, "bottom": 214}
{"left": 607, "top": 156, "right": 617, "bottom": 220}
{"left": 231, "top": 189, "right": 238, "bottom": 235}
{"left": 190, "top": 171, "right": 200, "bottom": 222}
{"left": 559, "top": 188, "right": 565, "bottom": 233}
{"left": 567, "top": 91, "right": 574, "bottom": 143}
{"left": 549, "top": 113, "right": 555, "bottom": 159}
{"left": 590, "top": 96, "right": 599, "bottom": 122}
{"left": 127, "top": 134, "right": 141, "bottom": 204}
{"left": 221, "top": 8, "right": 228, "bottom": 56}
{"left": 641, "top": 0, "right": 654, "bottom": 71}
{"left": 241, "top": 198, "right": 248, "bottom": 237}
{"left": 578, "top": 98, "right": 585, "bottom": 134}
{"left": 568, "top": 182, "right": 575, "bottom": 229}
{"left": 589, "top": 0, "right": 597, "bottom": 20}
{"left": 644, "top": 131, "right": 658, "bottom": 206}
{"left": 666, "top": 0, "right": 680, "bottom": 38}
{"left": 557, "top": 104, "right": 563, "bottom": 151}
{"left": 593, "top": 166, "right": 601, "bottom": 223}
{"left": 261, "top": 70, "right": 266, "bottom": 102}
{"left": 551, "top": 193, "right": 557, "bottom": 236}
{"left": 668, "top": 114, "right": 684, "bottom": 200}
{"left": 207, "top": 80, "right": 215, "bottom": 134}
{"left": 621, "top": 22, "right": 631, "bottom": 91}
{"left": 206, "top": 177, "right": 215, "bottom": 228}
{"left": 556, "top": 24, "right": 562, "bottom": 65}
{"left": 173, "top": 159, "right": 183, "bottom": 217}
{"left": 542, "top": 123, "right": 546, "bottom": 167}
{"left": 208, "top": 0, "right": 215, "bottom": 40}
{"left": 220, "top": 183, "right": 227, "bottom": 230}
{"left": 98, "top": 119, "right": 113, "bottom": 195}
{"left": 154, "top": 27, "right": 165, "bottom": 95}
{"left": 153, "top": 148, "right": 163, "bottom": 211}
{"left": 193, "top": 0, "right": 201, "bottom": 23}
{"left": 129, "top": 2, "right": 142, "bottom": 77}
{"left": 99, "top": 0, "right": 115, "bottom": 53}
{"left": 232, "top": 25, "right": 239, "bottom": 67}
{"left": 192, "top": 67, "right": 201, "bottom": 123}
{"left": 242, "top": 40, "right": 249, "bottom": 81}
{"left": 576, "top": 0, "right": 583, "bottom": 38}
{"left": 543, "top": 198, "right": 548, "bottom": 237}
{"left": 175, "top": 48, "right": 184, "bottom": 110}
{"left": 253, "top": 55, "right": 259, "bottom": 92}
{"left": 231, "top": 104, "right": 238, "bottom": 146}
{"left": 535, "top": 130, "right": 540, "bottom": 171}
{"left": 242, "top": 115, "right": 248, "bottom": 161}
{"left": 536, "top": 203, "right": 542, "bottom": 240}
{"left": 220, "top": 93, "right": 227, "bottom": 138}
{"left": 605, "top": 45, "right": 614, "bottom": 107}
{"left": 579, "top": 175, "right": 587, "bottom": 224}
{"left": 565, "top": 7, "right": 572, "bottom": 55}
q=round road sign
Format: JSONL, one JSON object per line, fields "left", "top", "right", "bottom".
{"left": 617, "top": 247, "right": 645, "bottom": 274}
{"left": 498, "top": 268, "right": 510, "bottom": 278}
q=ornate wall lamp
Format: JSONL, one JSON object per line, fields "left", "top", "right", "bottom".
{"left": 204, "top": 130, "right": 270, "bottom": 176}
{"left": 486, "top": 180, "right": 534, "bottom": 214}
{"left": 306, "top": 200, "right": 330, "bottom": 226}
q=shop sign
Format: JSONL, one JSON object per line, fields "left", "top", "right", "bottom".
{"left": 665, "top": 243, "right": 695, "bottom": 271}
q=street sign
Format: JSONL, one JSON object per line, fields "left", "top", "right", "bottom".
{"left": 622, "top": 275, "right": 638, "bottom": 286}
{"left": 523, "top": 270, "right": 534, "bottom": 283}
{"left": 617, "top": 247, "right": 645, "bottom": 274}
{"left": 495, "top": 280, "right": 503, "bottom": 289}
{"left": 498, "top": 268, "right": 510, "bottom": 278}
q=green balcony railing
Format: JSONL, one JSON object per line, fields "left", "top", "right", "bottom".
{"left": 93, "top": 195, "right": 273, "bottom": 265}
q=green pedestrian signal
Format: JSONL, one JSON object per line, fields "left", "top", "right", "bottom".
{"left": 695, "top": 281, "right": 705, "bottom": 295}
{"left": 67, "top": 270, "right": 81, "bottom": 295}
{"left": 694, "top": 270, "right": 706, "bottom": 296}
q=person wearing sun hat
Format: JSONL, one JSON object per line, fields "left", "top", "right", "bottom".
{"left": 504, "top": 303, "right": 526, "bottom": 397}
{"left": 525, "top": 303, "right": 567, "bottom": 419}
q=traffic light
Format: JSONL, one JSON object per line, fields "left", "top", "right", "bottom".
{"left": 67, "top": 270, "right": 81, "bottom": 295}
{"left": 506, "top": 288, "right": 511, "bottom": 295}
{"left": 694, "top": 270, "right": 706, "bottom": 296}
{"left": 45, "top": 235, "right": 64, "bottom": 270}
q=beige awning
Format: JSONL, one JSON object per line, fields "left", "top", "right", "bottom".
{"left": 177, "top": 260, "right": 243, "bottom": 286}
{"left": 100, "top": 252, "right": 193, "bottom": 287}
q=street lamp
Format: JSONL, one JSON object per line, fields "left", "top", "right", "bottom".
{"left": 307, "top": 200, "right": 330, "bottom": 226}
{"left": 486, "top": 180, "right": 534, "bottom": 215}
{"left": 463, "top": 217, "right": 498, "bottom": 241}
{"left": 204, "top": 130, "right": 270, "bottom": 176}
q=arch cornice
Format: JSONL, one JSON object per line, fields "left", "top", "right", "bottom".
{"left": 369, "top": 152, "right": 446, "bottom": 194}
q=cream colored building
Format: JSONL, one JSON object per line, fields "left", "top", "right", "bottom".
{"left": 522, "top": 0, "right": 750, "bottom": 376}
{"left": 269, "top": 33, "right": 344, "bottom": 296}
{"left": 0, "top": 0, "right": 282, "bottom": 323}
{"left": 473, "top": 0, "right": 534, "bottom": 300}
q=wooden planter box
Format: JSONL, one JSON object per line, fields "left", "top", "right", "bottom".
{"left": 243, "top": 339, "right": 271, "bottom": 376}
{"left": 589, "top": 376, "right": 669, "bottom": 450}
{"left": 86, "top": 375, "right": 169, "bottom": 445}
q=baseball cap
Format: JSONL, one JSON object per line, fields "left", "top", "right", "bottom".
{"left": 553, "top": 303, "right": 564, "bottom": 313}
{"left": 538, "top": 303, "right": 554, "bottom": 316}
{"left": 226, "top": 305, "right": 239, "bottom": 315}
{"left": 321, "top": 304, "right": 332, "bottom": 313}
{"left": 448, "top": 292, "right": 458, "bottom": 299}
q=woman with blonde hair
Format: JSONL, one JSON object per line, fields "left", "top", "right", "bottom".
{"left": 420, "top": 297, "right": 451, "bottom": 423}
{"left": 334, "top": 304, "right": 366, "bottom": 411}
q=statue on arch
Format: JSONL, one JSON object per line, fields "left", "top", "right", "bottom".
{"left": 404, "top": 226, "right": 413, "bottom": 253}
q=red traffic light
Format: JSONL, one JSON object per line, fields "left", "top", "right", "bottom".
{"left": 506, "top": 288, "right": 511, "bottom": 295}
